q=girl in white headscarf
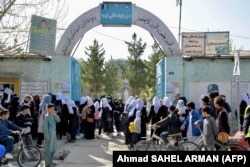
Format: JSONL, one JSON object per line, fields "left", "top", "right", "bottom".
{"left": 94, "top": 100, "right": 100, "bottom": 130}
{"left": 67, "top": 99, "right": 78, "bottom": 143}
{"left": 163, "top": 96, "right": 172, "bottom": 108}
{"left": 130, "top": 110, "right": 141, "bottom": 149}
{"left": 124, "top": 96, "right": 135, "bottom": 113}
{"left": 176, "top": 99, "right": 188, "bottom": 123}
{"left": 85, "top": 96, "right": 95, "bottom": 139}
{"left": 99, "top": 98, "right": 112, "bottom": 136}
{"left": 78, "top": 96, "right": 87, "bottom": 138}
{"left": 148, "top": 96, "right": 161, "bottom": 137}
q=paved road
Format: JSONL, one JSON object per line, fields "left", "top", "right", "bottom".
{"left": 3, "top": 118, "right": 240, "bottom": 166}
{"left": 4, "top": 132, "right": 128, "bottom": 167}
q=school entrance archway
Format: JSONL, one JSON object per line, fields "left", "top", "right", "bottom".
{"left": 56, "top": 2, "right": 181, "bottom": 56}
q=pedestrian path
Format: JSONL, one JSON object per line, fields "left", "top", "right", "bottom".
{"left": 3, "top": 133, "right": 128, "bottom": 167}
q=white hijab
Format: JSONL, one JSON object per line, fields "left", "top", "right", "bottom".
{"left": 152, "top": 96, "right": 160, "bottom": 114}
{"left": 136, "top": 98, "right": 143, "bottom": 112}
{"left": 80, "top": 96, "right": 87, "bottom": 105}
{"left": 56, "top": 92, "right": 62, "bottom": 101}
{"left": 86, "top": 96, "right": 94, "bottom": 107}
{"left": 94, "top": 101, "right": 100, "bottom": 111}
{"left": 67, "top": 99, "right": 76, "bottom": 114}
{"left": 128, "top": 99, "right": 137, "bottom": 117}
{"left": 101, "top": 98, "right": 112, "bottom": 110}
{"left": 176, "top": 99, "right": 187, "bottom": 114}
{"left": 241, "top": 92, "right": 250, "bottom": 105}
{"left": 163, "top": 96, "right": 172, "bottom": 108}
{"left": 196, "top": 94, "right": 205, "bottom": 110}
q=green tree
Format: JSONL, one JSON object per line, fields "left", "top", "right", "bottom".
{"left": 82, "top": 39, "right": 105, "bottom": 98}
{"left": 124, "top": 33, "right": 147, "bottom": 96}
{"left": 103, "top": 56, "right": 119, "bottom": 95}
{"left": 142, "top": 43, "right": 164, "bottom": 101}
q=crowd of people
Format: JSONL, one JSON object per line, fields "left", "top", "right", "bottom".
{"left": 0, "top": 83, "right": 250, "bottom": 166}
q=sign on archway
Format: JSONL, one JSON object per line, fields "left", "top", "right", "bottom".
{"left": 56, "top": 2, "right": 181, "bottom": 56}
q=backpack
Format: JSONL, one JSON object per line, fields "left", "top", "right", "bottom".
{"left": 128, "top": 122, "right": 135, "bottom": 133}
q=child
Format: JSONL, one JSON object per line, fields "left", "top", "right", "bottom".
{"left": 201, "top": 106, "right": 217, "bottom": 151}
{"left": 94, "top": 100, "right": 100, "bottom": 130}
{"left": 130, "top": 111, "right": 141, "bottom": 149}
{"left": 43, "top": 103, "right": 60, "bottom": 167}
{"left": 154, "top": 105, "right": 181, "bottom": 145}
{"left": 0, "top": 109, "right": 22, "bottom": 159}
{"left": 16, "top": 104, "right": 34, "bottom": 146}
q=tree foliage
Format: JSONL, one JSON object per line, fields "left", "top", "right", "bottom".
{"left": 81, "top": 39, "right": 105, "bottom": 98}
{"left": 124, "top": 32, "right": 147, "bottom": 96}
{"left": 142, "top": 42, "right": 164, "bottom": 101}
{"left": 102, "top": 56, "right": 119, "bottom": 95}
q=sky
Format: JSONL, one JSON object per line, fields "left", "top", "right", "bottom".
{"left": 58, "top": 0, "right": 250, "bottom": 61}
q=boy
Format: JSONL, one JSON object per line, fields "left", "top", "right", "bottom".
{"left": 201, "top": 106, "right": 217, "bottom": 151}
{"left": 43, "top": 103, "right": 60, "bottom": 167}
{"left": 154, "top": 105, "right": 181, "bottom": 145}
{"left": 0, "top": 108, "right": 22, "bottom": 159}
{"left": 16, "top": 104, "right": 34, "bottom": 146}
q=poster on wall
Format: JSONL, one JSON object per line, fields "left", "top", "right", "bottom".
{"left": 21, "top": 81, "right": 48, "bottom": 99}
{"left": 182, "top": 31, "right": 229, "bottom": 56}
{"left": 166, "top": 82, "right": 174, "bottom": 93}
{"left": 62, "top": 82, "right": 70, "bottom": 93}
{"left": 182, "top": 32, "right": 205, "bottom": 56}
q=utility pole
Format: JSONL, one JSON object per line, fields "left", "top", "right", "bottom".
{"left": 176, "top": 0, "right": 182, "bottom": 46}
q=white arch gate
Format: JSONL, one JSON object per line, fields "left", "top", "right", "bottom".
{"left": 56, "top": 2, "right": 181, "bottom": 56}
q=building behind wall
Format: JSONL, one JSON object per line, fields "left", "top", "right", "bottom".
{"left": 164, "top": 51, "right": 250, "bottom": 112}
{"left": 0, "top": 54, "right": 81, "bottom": 102}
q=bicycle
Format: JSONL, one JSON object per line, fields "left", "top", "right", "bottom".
{"left": 179, "top": 126, "right": 247, "bottom": 151}
{"left": 217, "top": 132, "right": 248, "bottom": 151}
{"left": 16, "top": 132, "right": 42, "bottom": 167}
{"left": 133, "top": 126, "right": 201, "bottom": 151}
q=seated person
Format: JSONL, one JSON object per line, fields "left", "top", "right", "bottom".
{"left": 153, "top": 105, "right": 181, "bottom": 146}
{"left": 16, "top": 104, "right": 34, "bottom": 146}
{"left": 0, "top": 108, "right": 22, "bottom": 159}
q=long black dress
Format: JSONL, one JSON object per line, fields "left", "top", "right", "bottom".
{"left": 85, "top": 105, "right": 95, "bottom": 139}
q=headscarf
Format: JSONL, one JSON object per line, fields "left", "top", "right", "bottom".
{"left": 196, "top": 94, "right": 205, "bottom": 110}
{"left": 39, "top": 94, "right": 52, "bottom": 111}
{"left": 128, "top": 99, "right": 137, "bottom": 117}
{"left": 94, "top": 101, "right": 100, "bottom": 111}
{"left": 86, "top": 96, "right": 94, "bottom": 107}
{"left": 100, "top": 97, "right": 112, "bottom": 110}
{"left": 80, "top": 96, "right": 87, "bottom": 105}
{"left": 67, "top": 99, "right": 76, "bottom": 114}
{"left": 176, "top": 99, "right": 187, "bottom": 114}
{"left": 136, "top": 98, "right": 143, "bottom": 112}
{"left": 152, "top": 96, "right": 160, "bottom": 114}
{"left": 163, "top": 96, "right": 172, "bottom": 108}
{"left": 241, "top": 92, "right": 250, "bottom": 105}
{"left": 125, "top": 96, "right": 135, "bottom": 106}
{"left": 56, "top": 92, "right": 62, "bottom": 101}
